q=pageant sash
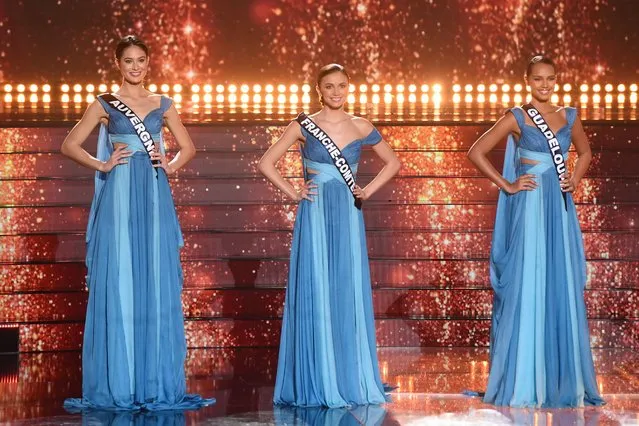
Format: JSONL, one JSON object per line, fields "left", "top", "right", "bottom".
{"left": 521, "top": 104, "right": 568, "bottom": 209}
{"left": 296, "top": 112, "right": 362, "bottom": 209}
{"left": 98, "top": 93, "right": 158, "bottom": 163}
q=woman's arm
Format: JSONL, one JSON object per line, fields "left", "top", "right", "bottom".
{"left": 561, "top": 115, "right": 591, "bottom": 192}
{"left": 60, "top": 100, "right": 130, "bottom": 172}
{"left": 257, "top": 122, "right": 316, "bottom": 201}
{"left": 153, "top": 102, "right": 196, "bottom": 174}
{"left": 467, "top": 112, "right": 536, "bottom": 194}
{"left": 354, "top": 139, "right": 401, "bottom": 200}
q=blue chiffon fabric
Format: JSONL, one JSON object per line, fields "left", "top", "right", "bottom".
{"left": 273, "top": 124, "right": 388, "bottom": 408}
{"left": 484, "top": 107, "right": 605, "bottom": 407}
{"left": 64, "top": 95, "right": 214, "bottom": 411}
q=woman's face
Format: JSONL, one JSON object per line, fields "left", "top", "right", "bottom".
{"left": 116, "top": 45, "right": 148, "bottom": 85}
{"left": 316, "top": 71, "right": 349, "bottom": 110}
{"left": 525, "top": 63, "right": 556, "bottom": 103}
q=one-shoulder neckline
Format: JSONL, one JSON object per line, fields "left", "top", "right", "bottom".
{"left": 303, "top": 128, "right": 376, "bottom": 151}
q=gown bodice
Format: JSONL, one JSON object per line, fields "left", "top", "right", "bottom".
{"left": 509, "top": 106, "right": 577, "bottom": 154}
{"left": 96, "top": 95, "right": 172, "bottom": 153}
{"left": 300, "top": 126, "right": 382, "bottom": 166}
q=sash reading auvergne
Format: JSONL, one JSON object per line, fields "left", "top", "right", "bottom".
{"left": 98, "top": 93, "right": 158, "bottom": 163}
{"left": 295, "top": 112, "right": 362, "bottom": 209}
{"left": 521, "top": 104, "right": 568, "bottom": 210}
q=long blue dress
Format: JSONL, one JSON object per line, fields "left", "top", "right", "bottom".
{"left": 273, "top": 123, "right": 387, "bottom": 408}
{"left": 484, "top": 106, "right": 605, "bottom": 408}
{"left": 64, "top": 95, "right": 214, "bottom": 411}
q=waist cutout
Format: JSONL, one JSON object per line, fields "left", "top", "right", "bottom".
{"left": 109, "top": 133, "right": 161, "bottom": 153}
{"left": 305, "top": 159, "right": 359, "bottom": 184}
{"left": 519, "top": 147, "right": 568, "bottom": 165}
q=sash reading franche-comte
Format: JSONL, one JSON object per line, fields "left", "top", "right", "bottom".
{"left": 296, "top": 112, "right": 362, "bottom": 210}
{"left": 521, "top": 104, "right": 568, "bottom": 209}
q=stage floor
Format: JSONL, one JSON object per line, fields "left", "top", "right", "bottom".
{"left": 1, "top": 348, "right": 638, "bottom": 425}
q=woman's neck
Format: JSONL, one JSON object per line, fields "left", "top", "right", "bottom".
{"left": 530, "top": 98, "right": 556, "bottom": 113}
{"left": 117, "top": 81, "right": 147, "bottom": 98}
{"left": 319, "top": 106, "right": 348, "bottom": 123}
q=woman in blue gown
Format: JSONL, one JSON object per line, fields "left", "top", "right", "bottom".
{"left": 258, "top": 64, "right": 401, "bottom": 407}
{"left": 467, "top": 55, "right": 605, "bottom": 408}
{"left": 60, "top": 36, "right": 214, "bottom": 411}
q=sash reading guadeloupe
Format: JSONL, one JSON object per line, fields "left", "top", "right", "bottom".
{"left": 98, "top": 93, "right": 159, "bottom": 164}
{"left": 295, "top": 113, "right": 362, "bottom": 209}
{"left": 521, "top": 104, "right": 568, "bottom": 210}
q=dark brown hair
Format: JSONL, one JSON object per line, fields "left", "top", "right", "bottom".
{"left": 526, "top": 55, "right": 556, "bottom": 77}
{"left": 316, "top": 63, "right": 350, "bottom": 86}
{"left": 115, "top": 35, "right": 149, "bottom": 61}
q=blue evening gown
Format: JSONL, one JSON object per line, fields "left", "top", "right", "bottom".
{"left": 64, "top": 95, "right": 214, "bottom": 411}
{"left": 484, "top": 106, "right": 605, "bottom": 407}
{"left": 273, "top": 123, "right": 387, "bottom": 407}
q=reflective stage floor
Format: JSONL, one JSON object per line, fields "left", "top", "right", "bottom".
{"left": 1, "top": 348, "right": 639, "bottom": 425}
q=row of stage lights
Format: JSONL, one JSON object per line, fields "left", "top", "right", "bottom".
{"left": 2, "top": 82, "right": 639, "bottom": 106}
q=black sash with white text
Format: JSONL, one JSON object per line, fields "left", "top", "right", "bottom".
{"left": 98, "top": 93, "right": 158, "bottom": 164}
{"left": 521, "top": 104, "right": 568, "bottom": 209}
{"left": 296, "top": 112, "right": 362, "bottom": 210}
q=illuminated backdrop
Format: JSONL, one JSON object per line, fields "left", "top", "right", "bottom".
{"left": 0, "top": 0, "right": 637, "bottom": 83}
{"left": 0, "top": 1, "right": 637, "bottom": 352}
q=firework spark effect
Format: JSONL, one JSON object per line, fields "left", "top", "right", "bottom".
{"left": 259, "top": 0, "right": 623, "bottom": 82}
{"left": 0, "top": 121, "right": 637, "bottom": 352}
{"left": 258, "top": 0, "right": 456, "bottom": 82}
{"left": 0, "top": 1, "right": 218, "bottom": 81}
{"left": 101, "top": 0, "right": 218, "bottom": 81}
{"left": 2, "top": 1, "right": 635, "bottom": 82}
{"left": 456, "top": 0, "right": 611, "bottom": 81}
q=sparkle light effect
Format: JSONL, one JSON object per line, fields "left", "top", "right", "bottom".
{"left": 1, "top": 1, "right": 636, "bottom": 85}
{"left": 0, "top": 1, "right": 637, "bottom": 356}
{"left": 1, "top": 123, "right": 637, "bottom": 351}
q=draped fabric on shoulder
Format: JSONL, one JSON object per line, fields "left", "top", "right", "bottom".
{"left": 273, "top": 124, "right": 387, "bottom": 408}
{"left": 483, "top": 107, "right": 604, "bottom": 408}
{"left": 64, "top": 96, "right": 213, "bottom": 411}
{"left": 86, "top": 124, "right": 110, "bottom": 243}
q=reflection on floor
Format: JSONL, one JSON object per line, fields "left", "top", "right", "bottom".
{"left": 1, "top": 348, "right": 638, "bottom": 425}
